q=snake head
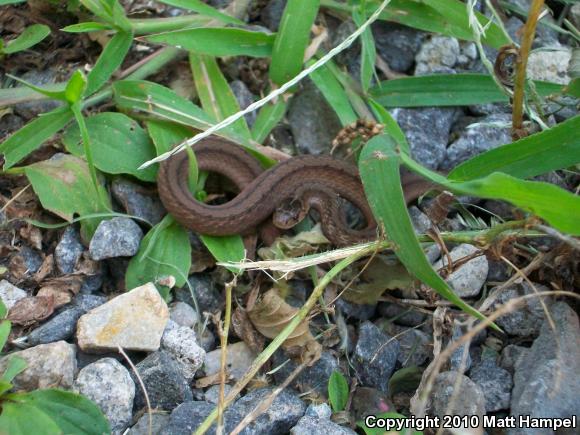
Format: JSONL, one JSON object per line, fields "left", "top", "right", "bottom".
{"left": 272, "top": 198, "right": 308, "bottom": 229}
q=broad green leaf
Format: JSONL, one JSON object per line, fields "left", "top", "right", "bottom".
{"left": 269, "top": 0, "right": 320, "bottom": 85}
{"left": 0, "top": 0, "right": 26, "bottom": 4}
{"left": 0, "top": 380, "right": 13, "bottom": 396}
{"left": 24, "top": 154, "right": 111, "bottom": 240}
{"left": 0, "top": 299, "right": 6, "bottom": 318}
{"left": 86, "top": 30, "right": 133, "bottom": 96}
{"left": 200, "top": 234, "right": 245, "bottom": 273}
{"left": 357, "top": 411, "right": 423, "bottom": 435}
{"left": 144, "top": 28, "right": 276, "bottom": 57}
{"left": 402, "top": 153, "right": 580, "bottom": 236}
{"left": 62, "top": 112, "right": 157, "bottom": 181}
{"left": 251, "top": 100, "right": 287, "bottom": 143}
{"left": 359, "top": 135, "right": 494, "bottom": 326}
{"left": 448, "top": 115, "right": 580, "bottom": 181}
{"left": 369, "top": 74, "right": 564, "bottom": 107}
{"left": 61, "top": 22, "right": 113, "bottom": 33}
{"left": 321, "top": 0, "right": 508, "bottom": 49}
{"left": 0, "top": 107, "right": 73, "bottom": 169}
{"left": 328, "top": 371, "right": 349, "bottom": 412}
{"left": 126, "top": 215, "right": 191, "bottom": 299}
{"left": 368, "top": 98, "right": 409, "bottom": 155}
{"left": 146, "top": 120, "right": 192, "bottom": 155}
{"left": 0, "top": 356, "right": 27, "bottom": 383}
{"left": 309, "top": 62, "right": 358, "bottom": 125}
{"left": 157, "top": 0, "right": 244, "bottom": 25}
{"left": 353, "top": 5, "right": 376, "bottom": 92}
{"left": 113, "top": 80, "right": 275, "bottom": 167}
{"left": 0, "top": 389, "right": 109, "bottom": 435}
{"left": 2, "top": 24, "right": 50, "bottom": 54}
{"left": 64, "top": 70, "right": 87, "bottom": 104}
{"left": 190, "top": 54, "right": 251, "bottom": 139}
{"left": 0, "top": 320, "right": 10, "bottom": 352}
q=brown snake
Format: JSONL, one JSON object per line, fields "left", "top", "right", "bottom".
{"left": 157, "top": 137, "right": 431, "bottom": 246}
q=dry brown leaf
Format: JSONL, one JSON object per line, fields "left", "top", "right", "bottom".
{"left": 33, "top": 254, "right": 54, "bottom": 282}
{"left": 232, "top": 307, "right": 265, "bottom": 354}
{"left": 8, "top": 295, "right": 55, "bottom": 326}
{"left": 37, "top": 275, "right": 83, "bottom": 308}
{"left": 19, "top": 224, "right": 43, "bottom": 250}
{"left": 343, "top": 256, "right": 415, "bottom": 305}
{"left": 194, "top": 372, "right": 228, "bottom": 389}
{"left": 248, "top": 289, "right": 321, "bottom": 365}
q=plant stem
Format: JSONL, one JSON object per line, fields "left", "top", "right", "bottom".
{"left": 512, "top": 0, "right": 544, "bottom": 138}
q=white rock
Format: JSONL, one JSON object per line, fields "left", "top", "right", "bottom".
{"left": 74, "top": 358, "right": 135, "bottom": 434}
{"left": 169, "top": 301, "right": 199, "bottom": 328}
{"left": 77, "top": 283, "right": 169, "bottom": 353}
{"left": 433, "top": 243, "right": 488, "bottom": 298}
{"left": 0, "top": 279, "right": 27, "bottom": 310}
{"left": 527, "top": 49, "right": 572, "bottom": 85}
{"left": 0, "top": 341, "right": 76, "bottom": 390}
{"left": 161, "top": 320, "right": 205, "bottom": 381}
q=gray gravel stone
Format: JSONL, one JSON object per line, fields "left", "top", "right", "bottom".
{"left": 272, "top": 351, "right": 343, "bottom": 397}
{"left": 336, "top": 298, "right": 376, "bottom": 321}
{"left": 74, "top": 358, "right": 135, "bottom": 434}
{"left": 373, "top": 22, "right": 425, "bottom": 73}
{"left": 176, "top": 274, "right": 223, "bottom": 314}
{"left": 287, "top": 81, "right": 342, "bottom": 155}
{"left": 161, "top": 320, "right": 205, "bottom": 381}
{"left": 133, "top": 350, "right": 193, "bottom": 411}
{"left": 111, "top": 177, "right": 166, "bottom": 226}
{"left": 414, "top": 35, "right": 460, "bottom": 75}
{"left": 230, "top": 80, "right": 257, "bottom": 127}
{"left": 391, "top": 107, "right": 458, "bottom": 169}
{"left": 443, "top": 113, "right": 512, "bottom": 170}
{"left": 28, "top": 307, "right": 84, "bottom": 345}
{"left": 377, "top": 301, "right": 426, "bottom": 327}
{"left": 429, "top": 371, "right": 486, "bottom": 426}
{"left": 163, "top": 401, "right": 224, "bottom": 435}
{"left": 469, "top": 357, "right": 513, "bottom": 412}
{"left": 73, "top": 293, "right": 107, "bottom": 312}
{"left": 169, "top": 301, "right": 199, "bottom": 328}
{"left": 260, "top": 0, "right": 287, "bottom": 31}
{"left": 0, "top": 279, "right": 27, "bottom": 310}
{"left": 128, "top": 412, "right": 170, "bottom": 435}
{"left": 433, "top": 243, "right": 488, "bottom": 298}
{"left": 509, "top": 302, "right": 580, "bottom": 435}
{"left": 89, "top": 217, "right": 143, "bottom": 260}
{"left": 490, "top": 282, "right": 552, "bottom": 337}
{"left": 499, "top": 344, "right": 529, "bottom": 374}
{"left": 55, "top": 226, "right": 84, "bottom": 274}
{"left": 204, "top": 341, "right": 257, "bottom": 381}
{"left": 353, "top": 321, "right": 400, "bottom": 394}
{"left": 229, "top": 387, "right": 307, "bottom": 435}
{"left": 204, "top": 384, "right": 234, "bottom": 404}
{"left": 291, "top": 416, "right": 357, "bottom": 435}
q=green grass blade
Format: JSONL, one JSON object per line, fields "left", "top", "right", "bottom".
{"left": 359, "top": 134, "right": 497, "bottom": 327}
{"left": 401, "top": 154, "right": 580, "bottom": 236}
{"left": 448, "top": 115, "right": 580, "bottom": 181}
{"left": 309, "top": 62, "right": 358, "bottom": 125}
{"left": 157, "top": 0, "right": 245, "bottom": 25}
{"left": 369, "top": 74, "right": 563, "bottom": 107}
{"left": 269, "top": 0, "right": 320, "bottom": 85}
{"left": 86, "top": 30, "right": 133, "bottom": 96}
{"left": 144, "top": 27, "right": 275, "bottom": 57}
{"left": 189, "top": 54, "right": 251, "bottom": 140}
{"left": 3, "top": 24, "right": 50, "bottom": 54}
{"left": 252, "top": 100, "right": 287, "bottom": 143}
